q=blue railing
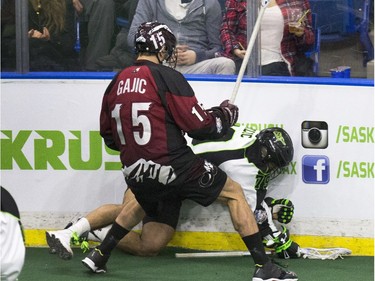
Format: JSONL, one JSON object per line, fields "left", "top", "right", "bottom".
{"left": 1, "top": 72, "right": 373, "bottom": 87}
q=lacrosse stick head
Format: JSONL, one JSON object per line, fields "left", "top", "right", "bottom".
{"left": 299, "top": 248, "right": 352, "bottom": 260}
{"left": 254, "top": 127, "right": 294, "bottom": 178}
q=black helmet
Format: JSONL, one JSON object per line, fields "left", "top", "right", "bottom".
{"left": 134, "top": 21, "right": 177, "bottom": 63}
{"left": 255, "top": 127, "right": 294, "bottom": 178}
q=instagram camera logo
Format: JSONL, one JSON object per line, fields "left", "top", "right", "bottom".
{"left": 301, "top": 121, "right": 328, "bottom": 149}
{"left": 302, "top": 155, "right": 330, "bottom": 184}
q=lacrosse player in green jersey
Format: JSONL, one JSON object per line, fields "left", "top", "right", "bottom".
{"left": 47, "top": 125, "right": 300, "bottom": 263}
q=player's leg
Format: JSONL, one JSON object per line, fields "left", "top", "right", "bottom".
{"left": 82, "top": 187, "right": 181, "bottom": 272}
{"left": 79, "top": 188, "right": 141, "bottom": 242}
{"left": 81, "top": 189, "right": 176, "bottom": 256}
{"left": 116, "top": 222, "right": 175, "bottom": 256}
{"left": 84, "top": 203, "right": 123, "bottom": 230}
{"left": 82, "top": 188, "right": 153, "bottom": 272}
{"left": 46, "top": 203, "right": 124, "bottom": 260}
{"left": 46, "top": 188, "right": 133, "bottom": 260}
{"left": 116, "top": 195, "right": 179, "bottom": 256}
{"left": 217, "top": 177, "right": 259, "bottom": 237}
{"left": 81, "top": 187, "right": 137, "bottom": 233}
{"left": 218, "top": 177, "right": 298, "bottom": 281}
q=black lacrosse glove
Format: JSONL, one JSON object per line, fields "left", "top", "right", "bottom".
{"left": 210, "top": 100, "right": 238, "bottom": 127}
{"left": 262, "top": 225, "right": 301, "bottom": 259}
{"left": 265, "top": 197, "right": 294, "bottom": 224}
{"left": 220, "top": 99, "right": 239, "bottom": 126}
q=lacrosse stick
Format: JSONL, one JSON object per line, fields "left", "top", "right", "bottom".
{"left": 299, "top": 247, "right": 352, "bottom": 260}
{"left": 229, "top": 0, "right": 270, "bottom": 104}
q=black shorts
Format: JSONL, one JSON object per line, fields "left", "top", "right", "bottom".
{"left": 129, "top": 158, "right": 227, "bottom": 228}
{"left": 142, "top": 197, "right": 182, "bottom": 229}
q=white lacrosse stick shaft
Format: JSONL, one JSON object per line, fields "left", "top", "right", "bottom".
{"left": 175, "top": 250, "right": 272, "bottom": 258}
{"left": 176, "top": 251, "right": 250, "bottom": 258}
{"left": 229, "top": 0, "right": 270, "bottom": 104}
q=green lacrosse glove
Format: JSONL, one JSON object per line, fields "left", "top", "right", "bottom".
{"left": 265, "top": 197, "right": 294, "bottom": 224}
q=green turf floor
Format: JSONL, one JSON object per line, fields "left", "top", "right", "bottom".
{"left": 19, "top": 247, "right": 374, "bottom": 281}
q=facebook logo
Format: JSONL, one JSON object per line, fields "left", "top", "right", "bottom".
{"left": 302, "top": 155, "right": 330, "bottom": 184}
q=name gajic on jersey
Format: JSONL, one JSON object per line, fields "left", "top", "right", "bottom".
{"left": 117, "top": 78, "right": 147, "bottom": 95}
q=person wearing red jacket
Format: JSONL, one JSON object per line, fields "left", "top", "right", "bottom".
{"left": 220, "top": 0, "right": 314, "bottom": 76}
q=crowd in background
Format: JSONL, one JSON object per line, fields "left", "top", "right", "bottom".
{"left": 1, "top": 0, "right": 373, "bottom": 77}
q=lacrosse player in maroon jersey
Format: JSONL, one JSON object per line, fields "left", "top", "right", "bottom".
{"left": 48, "top": 127, "right": 300, "bottom": 266}
{"left": 48, "top": 21, "right": 297, "bottom": 280}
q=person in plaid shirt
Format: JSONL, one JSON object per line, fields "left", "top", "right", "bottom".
{"left": 220, "top": 0, "right": 314, "bottom": 76}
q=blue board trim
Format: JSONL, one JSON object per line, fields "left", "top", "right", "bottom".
{"left": 1, "top": 72, "right": 373, "bottom": 87}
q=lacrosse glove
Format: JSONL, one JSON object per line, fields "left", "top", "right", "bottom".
{"left": 265, "top": 197, "right": 294, "bottom": 224}
{"left": 210, "top": 100, "right": 239, "bottom": 127}
{"left": 263, "top": 225, "right": 301, "bottom": 259}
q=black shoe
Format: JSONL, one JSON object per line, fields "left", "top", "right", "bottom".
{"left": 252, "top": 260, "right": 298, "bottom": 281}
{"left": 82, "top": 248, "right": 110, "bottom": 273}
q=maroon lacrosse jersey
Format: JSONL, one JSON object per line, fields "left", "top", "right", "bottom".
{"left": 100, "top": 60, "right": 224, "bottom": 187}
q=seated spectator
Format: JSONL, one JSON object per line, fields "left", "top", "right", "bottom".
{"left": 1, "top": 0, "right": 17, "bottom": 71}
{"left": 1, "top": 0, "right": 81, "bottom": 71}
{"left": 28, "top": 0, "right": 81, "bottom": 71}
{"left": 70, "top": 0, "right": 115, "bottom": 71}
{"left": 220, "top": 0, "right": 314, "bottom": 76}
{"left": 95, "top": 0, "right": 139, "bottom": 71}
{"left": 127, "top": 0, "right": 236, "bottom": 75}
{"left": 73, "top": 0, "right": 115, "bottom": 71}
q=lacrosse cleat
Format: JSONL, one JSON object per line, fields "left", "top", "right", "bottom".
{"left": 253, "top": 260, "right": 298, "bottom": 281}
{"left": 46, "top": 229, "right": 74, "bottom": 260}
{"left": 82, "top": 248, "right": 110, "bottom": 273}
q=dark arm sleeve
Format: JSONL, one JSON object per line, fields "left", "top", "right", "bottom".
{"left": 162, "top": 71, "right": 230, "bottom": 140}
{"left": 99, "top": 76, "right": 120, "bottom": 151}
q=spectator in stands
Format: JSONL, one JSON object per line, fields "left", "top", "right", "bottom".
{"left": 95, "top": 0, "right": 139, "bottom": 71}
{"left": 27, "top": 0, "right": 81, "bottom": 71}
{"left": 127, "top": 0, "right": 236, "bottom": 75}
{"left": 1, "top": 0, "right": 16, "bottom": 70}
{"left": 73, "top": 0, "right": 115, "bottom": 71}
{"left": 220, "top": 0, "right": 314, "bottom": 76}
{"left": 1, "top": 0, "right": 81, "bottom": 71}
